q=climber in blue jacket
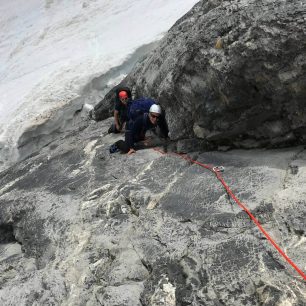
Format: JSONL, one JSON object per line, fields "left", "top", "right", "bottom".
{"left": 110, "top": 104, "right": 169, "bottom": 154}
{"left": 126, "top": 104, "right": 168, "bottom": 154}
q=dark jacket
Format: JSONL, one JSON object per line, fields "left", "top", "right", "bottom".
{"left": 113, "top": 86, "right": 132, "bottom": 124}
{"left": 125, "top": 113, "right": 169, "bottom": 150}
{"left": 114, "top": 98, "right": 131, "bottom": 124}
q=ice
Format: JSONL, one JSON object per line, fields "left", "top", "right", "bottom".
{"left": 0, "top": 0, "right": 199, "bottom": 169}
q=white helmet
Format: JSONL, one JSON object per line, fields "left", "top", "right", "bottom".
{"left": 149, "top": 104, "right": 162, "bottom": 114}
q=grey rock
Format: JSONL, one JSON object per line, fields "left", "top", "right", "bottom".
{"left": 2, "top": 1, "right": 306, "bottom": 304}
{"left": 0, "top": 116, "right": 306, "bottom": 305}
{"left": 96, "top": 0, "right": 306, "bottom": 148}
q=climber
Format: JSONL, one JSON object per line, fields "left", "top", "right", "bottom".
{"left": 109, "top": 104, "right": 169, "bottom": 154}
{"left": 108, "top": 87, "right": 132, "bottom": 134}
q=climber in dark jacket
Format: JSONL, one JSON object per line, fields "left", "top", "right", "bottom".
{"left": 108, "top": 88, "right": 132, "bottom": 133}
{"left": 110, "top": 104, "right": 168, "bottom": 155}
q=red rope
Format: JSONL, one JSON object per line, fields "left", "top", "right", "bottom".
{"left": 153, "top": 148, "right": 306, "bottom": 281}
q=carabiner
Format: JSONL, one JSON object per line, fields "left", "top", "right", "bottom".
{"left": 213, "top": 166, "right": 224, "bottom": 173}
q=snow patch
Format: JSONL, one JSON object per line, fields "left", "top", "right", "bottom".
{"left": 0, "top": 0, "right": 199, "bottom": 171}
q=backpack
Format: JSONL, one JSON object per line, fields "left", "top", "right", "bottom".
{"left": 128, "top": 97, "right": 156, "bottom": 121}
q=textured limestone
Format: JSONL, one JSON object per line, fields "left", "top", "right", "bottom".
{"left": 94, "top": 0, "right": 306, "bottom": 149}
{"left": 0, "top": 117, "right": 305, "bottom": 305}
{"left": 2, "top": 1, "right": 306, "bottom": 304}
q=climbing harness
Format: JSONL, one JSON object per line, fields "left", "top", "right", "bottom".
{"left": 153, "top": 147, "right": 306, "bottom": 281}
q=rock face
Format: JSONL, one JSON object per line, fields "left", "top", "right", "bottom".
{"left": 0, "top": 117, "right": 306, "bottom": 305}
{"left": 94, "top": 0, "right": 306, "bottom": 149}
{"left": 1, "top": 0, "right": 306, "bottom": 304}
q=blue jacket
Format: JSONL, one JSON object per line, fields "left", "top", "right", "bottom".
{"left": 125, "top": 113, "right": 168, "bottom": 150}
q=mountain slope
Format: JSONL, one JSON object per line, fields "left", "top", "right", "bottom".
{"left": 0, "top": 119, "right": 305, "bottom": 305}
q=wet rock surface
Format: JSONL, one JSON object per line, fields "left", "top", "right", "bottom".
{"left": 94, "top": 0, "right": 306, "bottom": 149}
{"left": 0, "top": 118, "right": 305, "bottom": 305}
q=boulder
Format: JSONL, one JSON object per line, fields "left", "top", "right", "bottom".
{"left": 94, "top": 0, "right": 306, "bottom": 148}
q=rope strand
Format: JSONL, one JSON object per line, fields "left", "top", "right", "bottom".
{"left": 153, "top": 148, "right": 306, "bottom": 281}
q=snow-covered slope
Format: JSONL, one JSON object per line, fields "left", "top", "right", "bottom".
{"left": 0, "top": 0, "right": 199, "bottom": 170}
